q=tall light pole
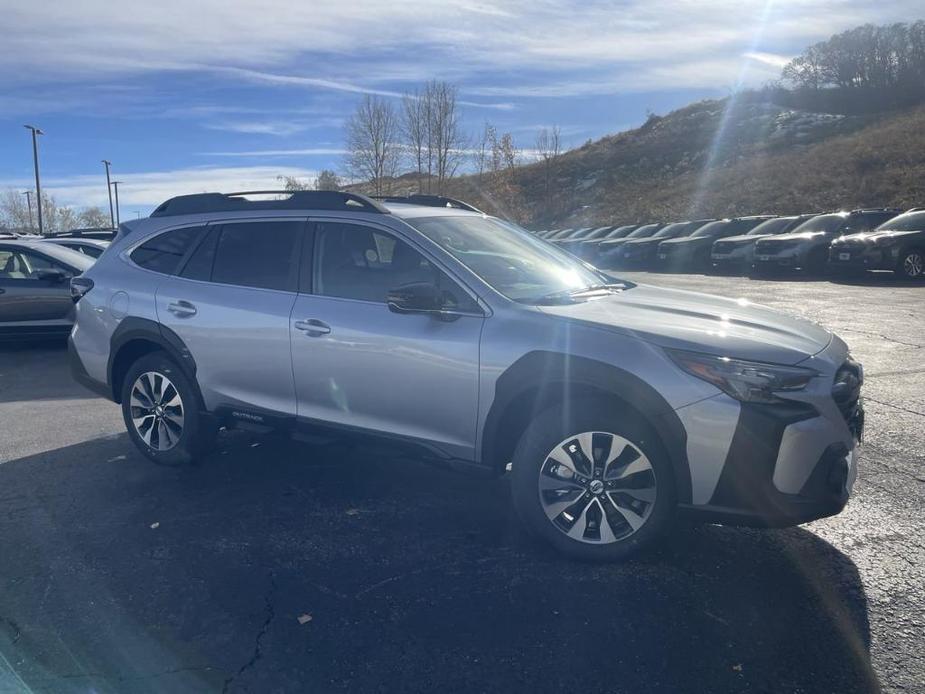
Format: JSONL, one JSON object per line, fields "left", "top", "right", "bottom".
{"left": 102, "top": 160, "right": 115, "bottom": 228}
{"left": 24, "top": 125, "right": 44, "bottom": 235}
{"left": 21, "top": 191, "right": 34, "bottom": 232}
{"left": 111, "top": 181, "right": 122, "bottom": 227}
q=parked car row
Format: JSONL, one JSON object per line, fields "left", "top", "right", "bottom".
{"left": 533, "top": 208, "right": 925, "bottom": 280}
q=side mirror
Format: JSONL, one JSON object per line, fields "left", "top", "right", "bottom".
{"left": 387, "top": 281, "right": 442, "bottom": 314}
{"left": 36, "top": 269, "right": 68, "bottom": 283}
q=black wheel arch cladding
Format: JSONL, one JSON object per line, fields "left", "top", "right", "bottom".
{"left": 483, "top": 350, "right": 693, "bottom": 504}
{"left": 108, "top": 317, "right": 198, "bottom": 403}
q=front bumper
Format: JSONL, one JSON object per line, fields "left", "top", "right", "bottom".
{"left": 828, "top": 245, "right": 895, "bottom": 271}
{"left": 674, "top": 345, "right": 862, "bottom": 527}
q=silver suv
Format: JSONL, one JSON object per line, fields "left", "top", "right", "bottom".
{"left": 69, "top": 191, "right": 864, "bottom": 560}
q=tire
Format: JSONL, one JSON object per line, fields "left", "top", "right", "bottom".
{"left": 120, "top": 351, "right": 216, "bottom": 466}
{"left": 510, "top": 399, "right": 676, "bottom": 561}
{"left": 897, "top": 248, "right": 924, "bottom": 280}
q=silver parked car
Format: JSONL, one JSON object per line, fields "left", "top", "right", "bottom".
{"left": 0, "top": 238, "right": 94, "bottom": 340}
{"left": 69, "top": 191, "right": 863, "bottom": 560}
{"left": 41, "top": 237, "right": 110, "bottom": 258}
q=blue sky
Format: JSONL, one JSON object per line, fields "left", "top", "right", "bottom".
{"left": 0, "top": 0, "right": 918, "bottom": 214}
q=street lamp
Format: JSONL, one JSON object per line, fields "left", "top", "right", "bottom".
{"left": 111, "top": 181, "right": 122, "bottom": 227}
{"left": 102, "top": 160, "right": 115, "bottom": 228}
{"left": 21, "top": 191, "right": 34, "bottom": 232}
{"left": 24, "top": 125, "right": 44, "bottom": 235}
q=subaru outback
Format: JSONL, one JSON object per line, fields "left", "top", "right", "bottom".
{"left": 69, "top": 191, "right": 863, "bottom": 560}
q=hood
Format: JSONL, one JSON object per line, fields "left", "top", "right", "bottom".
{"left": 658, "top": 236, "right": 710, "bottom": 247}
{"left": 599, "top": 238, "right": 633, "bottom": 248}
{"left": 832, "top": 229, "right": 921, "bottom": 245}
{"left": 536, "top": 283, "right": 832, "bottom": 365}
{"left": 624, "top": 237, "right": 664, "bottom": 247}
{"left": 717, "top": 234, "right": 761, "bottom": 245}
{"left": 770, "top": 231, "right": 828, "bottom": 242}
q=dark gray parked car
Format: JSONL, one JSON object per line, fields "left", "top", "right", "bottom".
{"left": 0, "top": 238, "right": 94, "bottom": 340}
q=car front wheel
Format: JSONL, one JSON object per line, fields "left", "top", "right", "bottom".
{"left": 511, "top": 400, "right": 675, "bottom": 561}
{"left": 898, "top": 248, "right": 924, "bottom": 279}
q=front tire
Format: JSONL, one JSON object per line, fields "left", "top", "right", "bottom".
{"left": 897, "top": 248, "right": 924, "bottom": 279}
{"left": 510, "top": 400, "right": 675, "bottom": 561}
{"left": 120, "top": 352, "right": 215, "bottom": 466}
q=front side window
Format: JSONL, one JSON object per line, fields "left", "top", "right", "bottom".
{"left": 405, "top": 215, "right": 610, "bottom": 303}
{"left": 0, "top": 248, "right": 72, "bottom": 280}
{"left": 314, "top": 222, "right": 474, "bottom": 310}
{"left": 131, "top": 226, "right": 204, "bottom": 275}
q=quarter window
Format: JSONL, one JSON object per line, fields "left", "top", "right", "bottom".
{"left": 131, "top": 226, "right": 204, "bottom": 275}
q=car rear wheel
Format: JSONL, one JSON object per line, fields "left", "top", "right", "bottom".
{"left": 120, "top": 352, "right": 215, "bottom": 466}
{"left": 898, "top": 248, "right": 924, "bottom": 279}
{"left": 510, "top": 400, "right": 675, "bottom": 561}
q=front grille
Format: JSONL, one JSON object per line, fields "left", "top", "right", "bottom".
{"left": 756, "top": 239, "right": 797, "bottom": 253}
{"left": 832, "top": 357, "right": 863, "bottom": 423}
{"left": 712, "top": 241, "right": 737, "bottom": 254}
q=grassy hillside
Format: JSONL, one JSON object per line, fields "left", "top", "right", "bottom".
{"left": 440, "top": 97, "right": 925, "bottom": 227}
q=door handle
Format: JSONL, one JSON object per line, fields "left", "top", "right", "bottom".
{"left": 167, "top": 300, "right": 197, "bottom": 318}
{"left": 293, "top": 319, "right": 331, "bottom": 336}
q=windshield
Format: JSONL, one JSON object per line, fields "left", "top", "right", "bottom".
{"left": 690, "top": 221, "right": 732, "bottom": 238}
{"left": 876, "top": 211, "right": 925, "bottom": 232}
{"left": 747, "top": 217, "right": 797, "bottom": 235}
{"left": 30, "top": 242, "right": 95, "bottom": 271}
{"left": 791, "top": 214, "right": 847, "bottom": 234}
{"left": 407, "top": 215, "right": 611, "bottom": 302}
{"left": 605, "top": 225, "right": 636, "bottom": 238}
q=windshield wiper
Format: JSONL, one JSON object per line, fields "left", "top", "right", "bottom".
{"left": 531, "top": 282, "right": 632, "bottom": 305}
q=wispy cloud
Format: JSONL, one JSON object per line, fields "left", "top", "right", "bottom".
{"left": 1, "top": 166, "right": 320, "bottom": 209}
{"left": 202, "top": 148, "right": 348, "bottom": 157}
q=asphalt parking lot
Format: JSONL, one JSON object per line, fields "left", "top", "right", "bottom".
{"left": 0, "top": 271, "right": 922, "bottom": 693}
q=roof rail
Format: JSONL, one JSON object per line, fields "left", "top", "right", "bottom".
{"left": 150, "top": 190, "right": 390, "bottom": 218}
{"left": 372, "top": 194, "right": 483, "bottom": 213}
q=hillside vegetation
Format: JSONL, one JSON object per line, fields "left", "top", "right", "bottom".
{"left": 440, "top": 97, "right": 925, "bottom": 227}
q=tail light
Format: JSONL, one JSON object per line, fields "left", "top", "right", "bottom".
{"left": 70, "top": 276, "right": 94, "bottom": 302}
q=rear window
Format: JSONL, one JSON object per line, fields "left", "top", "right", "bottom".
{"left": 209, "top": 222, "right": 302, "bottom": 291}
{"left": 131, "top": 226, "right": 204, "bottom": 274}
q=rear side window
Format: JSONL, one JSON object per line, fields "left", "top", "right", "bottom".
{"left": 131, "top": 226, "right": 204, "bottom": 275}
{"left": 208, "top": 221, "right": 302, "bottom": 291}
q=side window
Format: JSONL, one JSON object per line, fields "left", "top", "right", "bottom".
{"left": 131, "top": 226, "right": 204, "bottom": 275}
{"left": 209, "top": 221, "right": 301, "bottom": 291}
{"left": 0, "top": 249, "right": 70, "bottom": 280}
{"left": 180, "top": 227, "right": 219, "bottom": 281}
{"left": 314, "top": 222, "right": 477, "bottom": 310}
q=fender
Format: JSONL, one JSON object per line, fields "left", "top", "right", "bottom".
{"left": 107, "top": 317, "right": 198, "bottom": 402}
{"left": 482, "top": 350, "right": 693, "bottom": 504}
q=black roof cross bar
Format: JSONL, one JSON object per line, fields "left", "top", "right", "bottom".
{"left": 150, "top": 190, "right": 390, "bottom": 217}
{"left": 372, "top": 194, "right": 483, "bottom": 213}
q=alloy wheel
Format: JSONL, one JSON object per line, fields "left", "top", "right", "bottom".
{"left": 538, "top": 431, "right": 657, "bottom": 544}
{"left": 129, "top": 371, "right": 185, "bottom": 451}
{"left": 902, "top": 251, "right": 924, "bottom": 278}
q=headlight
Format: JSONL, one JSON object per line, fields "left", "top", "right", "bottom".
{"left": 666, "top": 349, "right": 818, "bottom": 403}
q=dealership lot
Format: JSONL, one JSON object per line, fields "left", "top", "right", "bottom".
{"left": 0, "top": 272, "right": 922, "bottom": 693}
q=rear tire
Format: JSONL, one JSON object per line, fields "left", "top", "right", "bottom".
{"left": 120, "top": 352, "right": 216, "bottom": 466}
{"left": 510, "top": 400, "right": 675, "bottom": 561}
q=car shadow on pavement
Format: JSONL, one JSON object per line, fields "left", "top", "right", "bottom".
{"left": 0, "top": 341, "right": 93, "bottom": 404}
{"left": 0, "top": 431, "right": 879, "bottom": 694}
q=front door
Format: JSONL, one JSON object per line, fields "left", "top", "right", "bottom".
{"left": 290, "top": 220, "right": 484, "bottom": 460}
{"left": 0, "top": 246, "right": 77, "bottom": 336}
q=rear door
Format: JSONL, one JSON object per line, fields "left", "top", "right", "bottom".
{"left": 152, "top": 219, "right": 305, "bottom": 417}
{"left": 289, "top": 219, "right": 484, "bottom": 459}
{"left": 0, "top": 245, "right": 78, "bottom": 335}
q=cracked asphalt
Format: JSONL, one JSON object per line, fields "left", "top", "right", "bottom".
{"left": 0, "top": 271, "right": 922, "bottom": 693}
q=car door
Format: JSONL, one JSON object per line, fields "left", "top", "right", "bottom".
{"left": 0, "top": 245, "right": 77, "bottom": 334}
{"left": 290, "top": 219, "right": 484, "bottom": 460}
{"left": 151, "top": 219, "right": 305, "bottom": 417}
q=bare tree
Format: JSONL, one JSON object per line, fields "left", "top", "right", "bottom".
{"left": 472, "top": 122, "right": 493, "bottom": 186}
{"left": 276, "top": 175, "right": 311, "bottom": 191}
{"left": 345, "top": 95, "right": 401, "bottom": 195}
{"left": 535, "top": 125, "right": 562, "bottom": 199}
{"left": 0, "top": 189, "right": 33, "bottom": 231}
{"left": 315, "top": 169, "right": 342, "bottom": 191}
{"left": 402, "top": 88, "right": 431, "bottom": 191}
{"left": 78, "top": 206, "right": 110, "bottom": 228}
{"left": 426, "top": 80, "right": 466, "bottom": 194}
